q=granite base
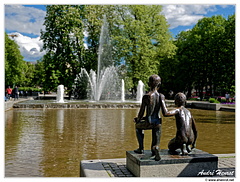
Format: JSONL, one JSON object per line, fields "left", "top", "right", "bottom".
{"left": 126, "top": 149, "right": 218, "bottom": 177}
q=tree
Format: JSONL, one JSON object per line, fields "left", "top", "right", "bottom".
{"left": 32, "top": 59, "right": 45, "bottom": 87}
{"left": 83, "top": 5, "right": 110, "bottom": 72}
{"left": 216, "top": 14, "right": 235, "bottom": 94}
{"left": 189, "top": 15, "right": 235, "bottom": 97}
{"left": 22, "top": 62, "right": 35, "bottom": 87}
{"left": 110, "top": 5, "right": 176, "bottom": 92}
{"left": 5, "top": 33, "right": 26, "bottom": 87}
{"left": 167, "top": 14, "right": 235, "bottom": 99}
{"left": 41, "top": 5, "right": 176, "bottom": 95}
{"left": 40, "top": 5, "right": 86, "bottom": 95}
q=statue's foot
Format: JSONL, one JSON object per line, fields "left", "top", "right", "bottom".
{"left": 153, "top": 147, "right": 161, "bottom": 161}
{"left": 134, "top": 148, "right": 144, "bottom": 154}
{"left": 182, "top": 150, "right": 188, "bottom": 155}
{"left": 181, "top": 144, "right": 189, "bottom": 155}
{"left": 187, "top": 145, "right": 192, "bottom": 153}
{"left": 151, "top": 150, "right": 155, "bottom": 156}
{"left": 181, "top": 147, "right": 188, "bottom": 155}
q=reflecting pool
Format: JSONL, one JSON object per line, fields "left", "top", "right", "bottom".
{"left": 5, "top": 108, "right": 235, "bottom": 177}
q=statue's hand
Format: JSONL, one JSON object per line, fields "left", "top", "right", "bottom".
{"left": 133, "top": 117, "right": 138, "bottom": 123}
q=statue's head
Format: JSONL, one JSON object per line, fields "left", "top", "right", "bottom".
{"left": 148, "top": 75, "right": 161, "bottom": 89}
{"left": 174, "top": 92, "right": 186, "bottom": 107}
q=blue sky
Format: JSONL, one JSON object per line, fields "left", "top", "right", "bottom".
{"left": 4, "top": 3, "right": 236, "bottom": 62}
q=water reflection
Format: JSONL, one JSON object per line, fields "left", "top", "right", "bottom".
{"left": 120, "top": 109, "right": 125, "bottom": 137}
{"left": 5, "top": 109, "right": 45, "bottom": 177}
{"left": 56, "top": 109, "right": 64, "bottom": 134}
{"left": 5, "top": 108, "right": 235, "bottom": 177}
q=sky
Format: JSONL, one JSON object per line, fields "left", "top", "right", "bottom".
{"left": 3, "top": 1, "right": 237, "bottom": 62}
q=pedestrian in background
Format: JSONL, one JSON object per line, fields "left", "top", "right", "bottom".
{"left": 13, "top": 86, "right": 19, "bottom": 101}
{"left": 6, "top": 86, "right": 12, "bottom": 100}
{"left": 225, "top": 92, "right": 230, "bottom": 103}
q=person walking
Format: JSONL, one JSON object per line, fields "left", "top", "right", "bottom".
{"left": 13, "top": 86, "right": 19, "bottom": 101}
{"left": 225, "top": 92, "right": 230, "bottom": 103}
{"left": 6, "top": 86, "right": 12, "bottom": 100}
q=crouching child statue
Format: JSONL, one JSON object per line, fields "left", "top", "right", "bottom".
{"left": 162, "top": 92, "right": 198, "bottom": 155}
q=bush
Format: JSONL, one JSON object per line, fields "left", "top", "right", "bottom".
{"left": 221, "top": 98, "right": 227, "bottom": 103}
{"left": 209, "top": 98, "right": 220, "bottom": 103}
{"left": 188, "top": 96, "right": 200, "bottom": 101}
{"left": 19, "top": 87, "right": 42, "bottom": 92}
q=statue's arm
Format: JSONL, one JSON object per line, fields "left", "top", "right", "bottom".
{"left": 191, "top": 116, "right": 198, "bottom": 148}
{"left": 160, "top": 94, "right": 178, "bottom": 117}
{"left": 137, "top": 95, "right": 148, "bottom": 120}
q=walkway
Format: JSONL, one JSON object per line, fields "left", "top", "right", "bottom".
{"left": 5, "top": 97, "right": 32, "bottom": 111}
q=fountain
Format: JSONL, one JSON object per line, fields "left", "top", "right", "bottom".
{"left": 56, "top": 85, "right": 65, "bottom": 103}
{"left": 73, "top": 16, "right": 122, "bottom": 101}
{"left": 121, "top": 79, "right": 125, "bottom": 102}
{"left": 136, "top": 80, "right": 144, "bottom": 103}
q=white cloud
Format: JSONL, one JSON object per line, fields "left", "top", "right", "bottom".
{"left": 5, "top": 5, "right": 46, "bottom": 36}
{"left": 4, "top": 4, "right": 231, "bottom": 61}
{"left": 162, "top": 5, "right": 217, "bottom": 29}
{"left": 8, "top": 32, "right": 45, "bottom": 61}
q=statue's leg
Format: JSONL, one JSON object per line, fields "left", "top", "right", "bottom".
{"left": 168, "top": 137, "right": 180, "bottom": 154}
{"left": 134, "top": 128, "right": 144, "bottom": 154}
{"left": 152, "top": 124, "right": 161, "bottom": 161}
{"left": 151, "top": 129, "right": 156, "bottom": 156}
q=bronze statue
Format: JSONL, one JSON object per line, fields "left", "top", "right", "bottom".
{"left": 133, "top": 74, "right": 169, "bottom": 161}
{"left": 162, "top": 92, "right": 198, "bottom": 155}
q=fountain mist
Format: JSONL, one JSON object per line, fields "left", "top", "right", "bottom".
{"left": 56, "top": 85, "right": 65, "bottom": 103}
{"left": 73, "top": 16, "right": 122, "bottom": 101}
{"left": 136, "top": 80, "right": 144, "bottom": 103}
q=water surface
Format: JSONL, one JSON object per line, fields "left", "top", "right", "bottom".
{"left": 5, "top": 108, "right": 235, "bottom": 177}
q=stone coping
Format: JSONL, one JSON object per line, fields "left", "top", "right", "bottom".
{"left": 10, "top": 99, "right": 235, "bottom": 111}
{"left": 13, "top": 102, "right": 141, "bottom": 109}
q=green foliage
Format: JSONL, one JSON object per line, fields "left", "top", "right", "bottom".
{"left": 72, "top": 71, "right": 89, "bottom": 99}
{"left": 209, "top": 98, "right": 220, "bottom": 103}
{"left": 41, "top": 5, "right": 86, "bottom": 92}
{"left": 163, "top": 14, "right": 235, "bottom": 98}
{"left": 32, "top": 59, "right": 45, "bottom": 87}
{"left": 39, "top": 5, "right": 234, "bottom": 97}
{"left": 5, "top": 33, "right": 27, "bottom": 86}
{"left": 19, "top": 87, "right": 43, "bottom": 92}
{"left": 188, "top": 97, "right": 199, "bottom": 101}
{"left": 220, "top": 98, "right": 227, "bottom": 103}
{"left": 83, "top": 5, "right": 107, "bottom": 72}
{"left": 21, "top": 62, "right": 35, "bottom": 87}
{"left": 40, "top": 5, "right": 176, "bottom": 94}
{"left": 110, "top": 5, "right": 176, "bottom": 91}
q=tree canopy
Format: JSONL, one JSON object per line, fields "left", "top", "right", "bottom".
{"left": 40, "top": 5, "right": 176, "bottom": 94}
{"left": 160, "top": 14, "right": 235, "bottom": 98}
{"left": 110, "top": 5, "right": 176, "bottom": 91}
{"left": 6, "top": 5, "right": 234, "bottom": 99}
{"left": 5, "top": 33, "right": 27, "bottom": 87}
{"left": 40, "top": 5, "right": 86, "bottom": 94}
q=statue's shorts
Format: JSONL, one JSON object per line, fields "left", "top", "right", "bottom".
{"left": 135, "top": 118, "right": 161, "bottom": 130}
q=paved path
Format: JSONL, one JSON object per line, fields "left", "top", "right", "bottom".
{"left": 5, "top": 98, "right": 32, "bottom": 111}
{"left": 81, "top": 154, "right": 235, "bottom": 177}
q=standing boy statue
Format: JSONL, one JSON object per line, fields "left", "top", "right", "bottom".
{"left": 162, "top": 92, "right": 198, "bottom": 155}
{"left": 133, "top": 74, "right": 169, "bottom": 161}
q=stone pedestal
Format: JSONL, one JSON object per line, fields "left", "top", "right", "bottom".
{"left": 126, "top": 149, "right": 218, "bottom": 177}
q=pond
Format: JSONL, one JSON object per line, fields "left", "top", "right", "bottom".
{"left": 5, "top": 108, "right": 235, "bottom": 177}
